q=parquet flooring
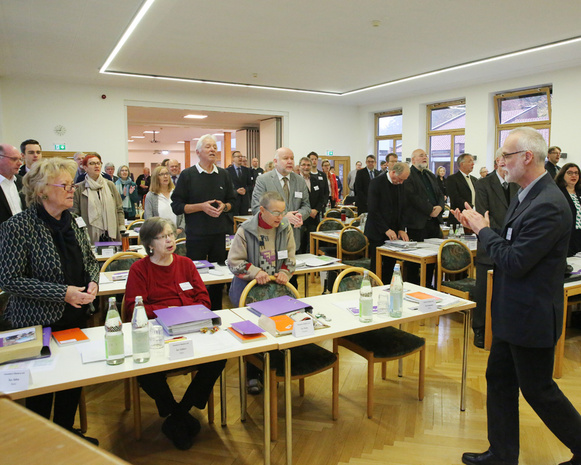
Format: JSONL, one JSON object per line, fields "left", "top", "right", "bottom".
{"left": 78, "top": 282, "right": 581, "bottom": 465}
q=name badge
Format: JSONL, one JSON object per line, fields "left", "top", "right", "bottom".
{"left": 295, "top": 191, "right": 303, "bottom": 199}
{"left": 278, "top": 249, "right": 289, "bottom": 259}
{"left": 506, "top": 228, "right": 513, "bottom": 240}
{"left": 179, "top": 282, "right": 193, "bottom": 291}
{"left": 314, "top": 185, "right": 319, "bottom": 191}
{"left": 75, "top": 217, "right": 87, "bottom": 228}
{"left": 318, "top": 176, "right": 323, "bottom": 181}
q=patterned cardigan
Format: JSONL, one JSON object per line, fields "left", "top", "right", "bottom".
{"left": 0, "top": 204, "right": 100, "bottom": 328}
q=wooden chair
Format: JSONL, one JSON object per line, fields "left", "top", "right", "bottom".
{"left": 332, "top": 267, "right": 425, "bottom": 418}
{"left": 120, "top": 296, "right": 216, "bottom": 440}
{"left": 316, "top": 217, "right": 344, "bottom": 232}
{"left": 174, "top": 238, "right": 187, "bottom": 257}
{"left": 338, "top": 226, "right": 371, "bottom": 270}
{"left": 436, "top": 239, "right": 476, "bottom": 300}
{"left": 127, "top": 219, "right": 144, "bottom": 230}
{"left": 100, "top": 251, "right": 145, "bottom": 273}
{"left": 340, "top": 207, "right": 355, "bottom": 219}
{"left": 241, "top": 277, "right": 339, "bottom": 441}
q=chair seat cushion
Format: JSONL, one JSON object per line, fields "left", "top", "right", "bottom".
{"left": 442, "top": 278, "right": 476, "bottom": 298}
{"left": 265, "top": 344, "right": 337, "bottom": 378}
{"left": 343, "top": 258, "right": 372, "bottom": 270}
{"left": 341, "top": 327, "right": 424, "bottom": 358}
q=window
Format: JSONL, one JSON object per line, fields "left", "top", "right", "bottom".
{"left": 427, "top": 100, "right": 465, "bottom": 176}
{"left": 375, "top": 110, "right": 402, "bottom": 163}
{"left": 494, "top": 86, "right": 552, "bottom": 148}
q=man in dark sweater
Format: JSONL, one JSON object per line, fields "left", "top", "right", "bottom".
{"left": 171, "top": 134, "right": 236, "bottom": 309}
{"left": 298, "top": 156, "right": 327, "bottom": 253}
{"left": 364, "top": 162, "right": 410, "bottom": 282}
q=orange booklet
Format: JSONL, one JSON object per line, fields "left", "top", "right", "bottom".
{"left": 227, "top": 327, "right": 267, "bottom": 343}
{"left": 52, "top": 328, "right": 89, "bottom": 346}
{"left": 258, "top": 314, "right": 294, "bottom": 336}
{"left": 405, "top": 291, "right": 442, "bottom": 302}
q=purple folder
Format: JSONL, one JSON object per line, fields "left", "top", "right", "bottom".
{"left": 154, "top": 305, "right": 219, "bottom": 327}
{"left": 231, "top": 320, "right": 264, "bottom": 335}
{"left": 246, "top": 296, "right": 312, "bottom": 318}
{"left": 192, "top": 259, "right": 215, "bottom": 269}
{"left": 94, "top": 241, "right": 122, "bottom": 247}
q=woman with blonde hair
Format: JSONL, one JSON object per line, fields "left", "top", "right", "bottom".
{"left": 144, "top": 165, "right": 185, "bottom": 236}
{"left": 72, "top": 154, "right": 125, "bottom": 242}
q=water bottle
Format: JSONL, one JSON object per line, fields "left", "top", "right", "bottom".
{"left": 105, "top": 297, "right": 124, "bottom": 365}
{"left": 132, "top": 296, "right": 150, "bottom": 363}
{"left": 389, "top": 264, "right": 404, "bottom": 318}
{"left": 456, "top": 223, "right": 465, "bottom": 241}
{"left": 359, "top": 270, "right": 373, "bottom": 323}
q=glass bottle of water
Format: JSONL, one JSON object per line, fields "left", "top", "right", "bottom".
{"left": 105, "top": 297, "right": 124, "bottom": 365}
{"left": 132, "top": 296, "right": 150, "bottom": 363}
{"left": 456, "top": 223, "right": 465, "bottom": 240}
{"left": 389, "top": 264, "right": 404, "bottom": 318}
{"left": 359, "top": 270, "right": 373, "bottom": 323}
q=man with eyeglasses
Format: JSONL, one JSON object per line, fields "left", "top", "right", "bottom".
{"left": 354, "top": 154, "right": 381, "bottom": 214}
{"left": 364, "top": 162, "right": 410, "bottom": 282}
{"left": 455, "top": 127, "right": 581, "bottom": 465}
{"left": 446, "top": 153, "right": 478, "bottom": 226}
{"left": 0, "top": 144, "right": 25, "bottom": 224}
{"left": 545, "top": 145, "right": 562, "bottom": 180}
{"left": 298, "top": 157, "right": 326, "bottom": 254}
{"left": 18, "top": 139, "right": 42, "bottom": 176}
{"left": 226, "top": 151, "right": 252, "bottom": 217}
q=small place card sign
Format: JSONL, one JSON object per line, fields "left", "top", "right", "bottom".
{"left": 418, "top": 298, "right": 438, "bottom": 313}
{"left": 0, "top": 369, "right": 30, "bottom": 392}
{"left": 102, "top": 248, "right": 115, "bottom": 257}
{"left": 292, "top": 319, "right": 315, "bottom": 338}
{"left": 168, "top": 339, "right": 194, "bottom": 360}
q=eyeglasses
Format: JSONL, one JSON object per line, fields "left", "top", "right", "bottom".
{"left": 158, "top": 172, "right": 170, "bottom": 176}
{"left": 501, "top": 150, "right": 527, "bottom": 160}
{"left": 0, "top": 154, "right": 24, "bottom": 163}
{"left": 87, "top": 161, "right": 102, "bottom": 167}
{"left": 566, "top": 171, "right": 579, "bottom": 176}
{"left": 48, "top": 183, "right": 77, "bottom": 192}
{"left": 154, "top": 232, "right": 176, "bottom": 241}
{"left": 265, "top": 208, "right": 284, "bottom": 217}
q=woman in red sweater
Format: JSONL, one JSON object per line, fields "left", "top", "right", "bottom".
{"left": 125, "top": 217, "right": 225, "bottom": 450}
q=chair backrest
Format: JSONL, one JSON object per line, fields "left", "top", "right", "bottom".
{"left": 127, "top": 219, "right": 144, "bottom": 231}
{"left": 340, "top": 208, "right": 355, "bottom": 218}
{"left": 100, "top": 251, "right": 145, "bottom": 272}
{"left": 174, "top": 238, "right": 187, "bottom": 257}
{"left": 239, "top": 276, "right": 300, "bottom": 307}
{"left": 437, "top": 239, "right": 473, "bottom": 275}
{"left": 325, "top": 209, "right": 342, "bottom": 219}
{"left": 339, "top": 226, "right": 368, "bottom": 257}
{"left": 0, "top": 290, "right": 11, "bottom": 331}
{"left": 348, "top": 217, "right": 361, "bottom": 228}
{"left": 332, "top": 266, "right": 383, "bottom": 293}
{"left": 317, "top": 218, "right": 344, "bottom": 232}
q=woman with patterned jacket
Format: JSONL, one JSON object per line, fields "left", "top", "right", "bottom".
{"left": 0, "top": 157, "right": 100, "bottom": 444}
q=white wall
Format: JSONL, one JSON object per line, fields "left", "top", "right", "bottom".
{"left": 358, "top": 65, "right": 581, "bottom": 173}
{"left": 0, "top": 78, "right": 359, "bottom": 169}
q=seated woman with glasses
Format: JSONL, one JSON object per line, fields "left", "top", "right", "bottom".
{"left": 556, "top": 163, "right": 581, "bottom": 256}
{"left": 72, "top": 154, "right": 125, "bottom": 242}
{"left": 115, "top": 164, "right": 140, "bottom": 220}
{"left": 144, "top": 165, "right": 185, "bottom": 237}
{"left": 0, "top": 157, "right": 100, "bottom": 444}
{"left": 124, "top": 217, "right": 225, "bottom": 450}
{"left": 227, "top": 191, "right": 296, "bottom": 393}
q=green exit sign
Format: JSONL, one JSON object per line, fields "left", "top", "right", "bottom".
{"left": 54, "top": 144, "right": 66, "bottom": 151}
{"left": 326, "top": 150, "right": 333, "bottom": 156}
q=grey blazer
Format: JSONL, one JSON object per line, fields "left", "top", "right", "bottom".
{"left": 144, "top": 191, "right": 185, "bottom": 231}
{"left": 251, "top": 170, "right": 311, "bottom": 249}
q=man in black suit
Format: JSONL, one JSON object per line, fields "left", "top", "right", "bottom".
{"left": 308, "top": 151, "right": 330, "bottom": 209}
{"left": 226, "top": 151, "right": 253, "bottom": 216}
{"left": 250, "top": 157, "right": 263, "bottom": 185}
{"left": 457, "top": 127, "right": 581, "bottom": 465}
{"left": 18, "top": 139, "right": 42, "bottom": 177}
{"left": 0, "top": 144, "right": 25, "bottom": 224}
{"left": 472, "top": 149, "right": 518, "bottom": 348}
{"left": 354, "top": 154, "right": 381, "bottom": 214}
{"left": 446, "top": 153, "right": 478, "bottom": 225}
{"left": 402, "top": 149, "right": 445, "bottom": 286}
{"left": 545, "top": 145, "right": 561, "bottom": 180}
{"left": 298, "top": 157, "right": 326, "bottom": 253}
{"left": 364, "top": 162, "right": 410, "bottom": 282}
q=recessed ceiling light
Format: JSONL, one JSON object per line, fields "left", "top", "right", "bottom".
{"left": 143, "top": 130, "right": 160, "bottom": 134}
{"left": 212, "top": 133, "right": 223, "bottom": 137}
{"left": 184, "top": 114, "right": 208, "bottom": 119}
{"left": 128, "top": 140, "right": 134, "bottom": 142}
{"left": 162, "top": 150, "right": 169, "bottom": 155}
{"left": 192, "top": 138, "right": 200, "bottom": 141}
{"left": 131, "top": 136, "right": 145, "bottom": 139}
{"left": 177, "top": 141, "right": 185, "bottom": 143}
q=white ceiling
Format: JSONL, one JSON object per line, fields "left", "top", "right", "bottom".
{"left": 2, "top": 0, "right": 581, "bottom": 115}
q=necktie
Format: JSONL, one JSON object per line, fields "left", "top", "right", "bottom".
{"left": 369, "top": 170, "right": 374, "bottom": 180}
{"left": 502, "top": 181, "right": 510, "bottom": 204}
{"left": 172, "top": 176, "right": 177, "bottom": 184}
{"left": 237, "top": 167, "right": 242, "bottom": 178}
{"left": 283, "top": 177, "right": 290, "bottom": 203}
{"left": 466, "top": 175, "right": 475, "bottom": 205}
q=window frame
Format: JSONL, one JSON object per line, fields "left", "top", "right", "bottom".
{"left": 426, "top": 99, "right": 466, "bottom": 175}
{"left": 375, "top": 109, "right": 402, "bottom": 163}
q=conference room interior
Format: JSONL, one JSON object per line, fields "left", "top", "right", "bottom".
{"left": 3, "top": 1, "right": 581, "bottom": 464}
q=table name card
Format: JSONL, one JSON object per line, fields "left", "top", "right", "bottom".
{"left": 292, "top": 319, "right": 315, "bottom": 338}
{"left": 419, "top": 299, "right": 438, "bottom": 313}
{"left": 0, "top": 368, "right": 30, "bottom": 392}
{"left": 168, "top": 339, "right": 194, "bottom": 360}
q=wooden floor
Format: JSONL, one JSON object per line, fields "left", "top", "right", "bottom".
{"left": 77, "top": 281, "right": 581, "bottom": 465}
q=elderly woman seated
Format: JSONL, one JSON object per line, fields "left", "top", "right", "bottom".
{"left": 0, "top": 157, "right": 100, "bottom": 444}
{"left": 227, "top": 191, "right": 296, "bottom": 393}
{"left": 125, "top": 217, "right": 225, "bottom": 450}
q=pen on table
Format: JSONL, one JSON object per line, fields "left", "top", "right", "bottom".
{"left": 165, "top": 336, "right": 186, "bottom": 343}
